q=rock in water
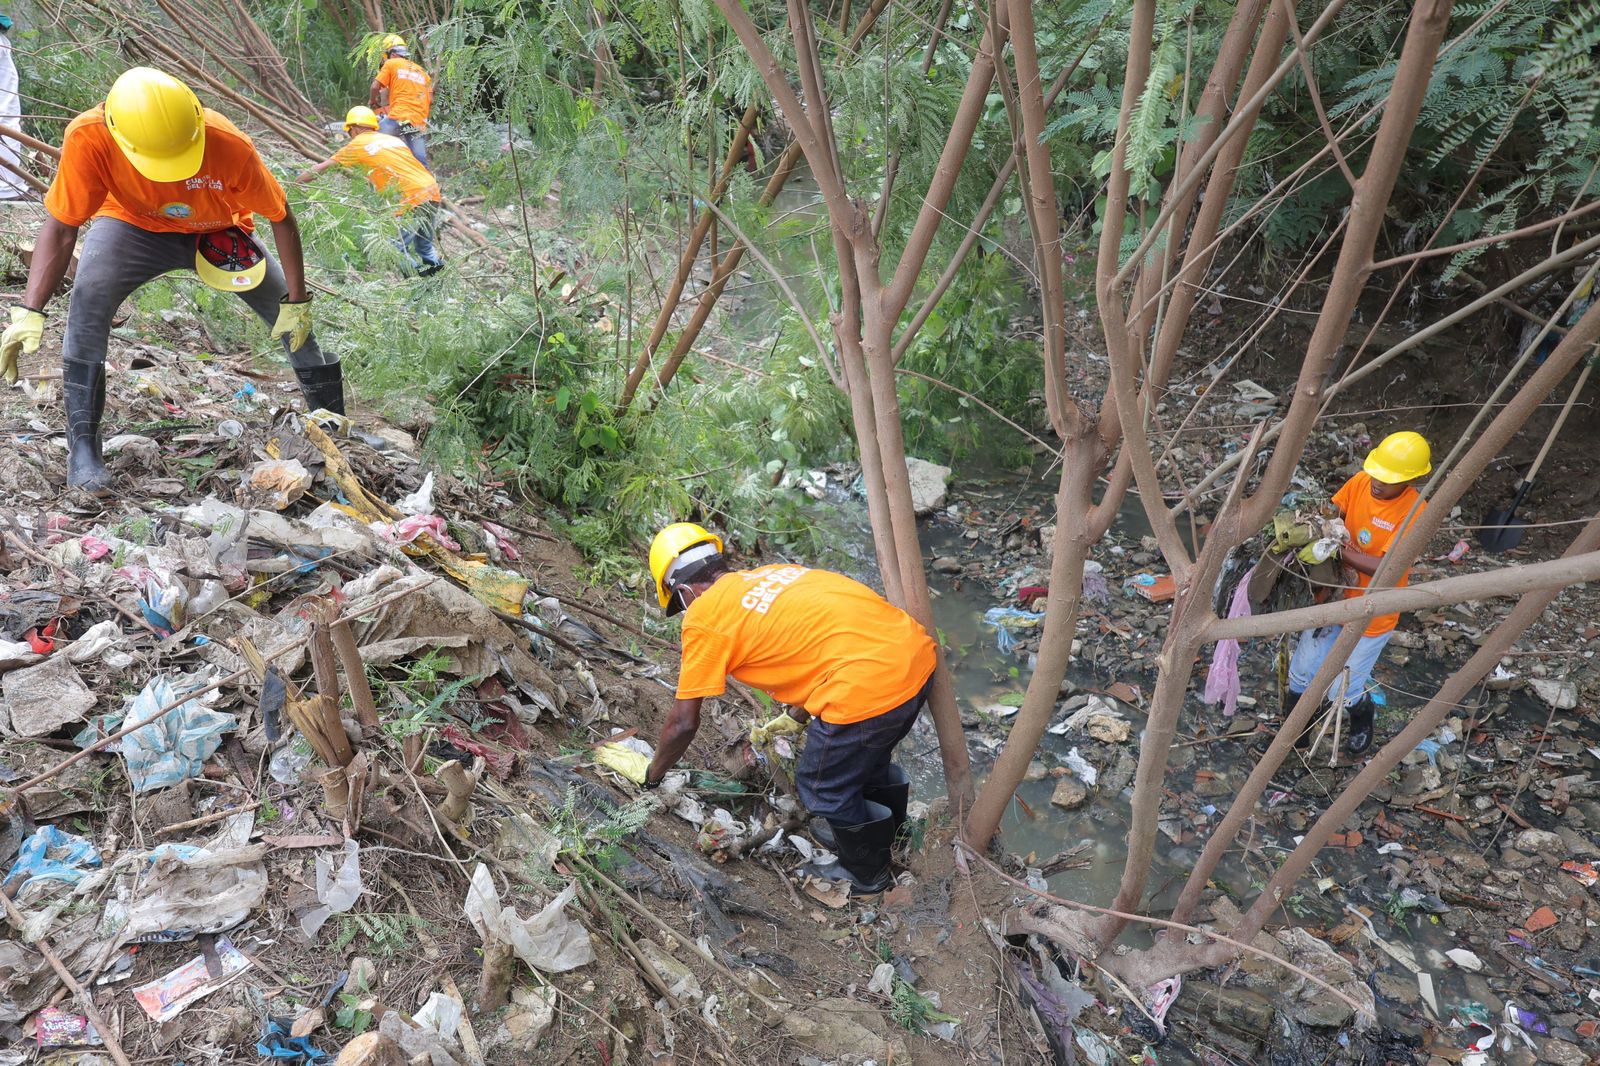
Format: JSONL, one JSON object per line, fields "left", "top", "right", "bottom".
{"left": 905, "top": 457, "right": 952, "bottom": 515}
{"left": 1049, "top": 777, "right": 1088, "bottom": 809}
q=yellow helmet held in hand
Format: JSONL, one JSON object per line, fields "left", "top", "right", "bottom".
{"left": 650, "top": 522, "right": 723, "bottom": 613}
{"left": 104, "top": 67, "right": 205, "bottom": 182}
{"left": 380, "top": 33, "right": 407, "bottom": 53}
{"left": 344, "top": 105, "right": 380, "bottom": 132}
{"left": 1364, "top": 431, "right": 1432, "bottom": 484}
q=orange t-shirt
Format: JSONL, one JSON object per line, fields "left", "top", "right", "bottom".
{"left": 45, "top": 107, "right": 286, "bottom": 234}
{"left": 376, "top": 57, "right": 433, "bottom": 128}
{"left": 1334, "top": 471, "right": 1428, "bottom": 637}
{"left": 333, "top": 131, "right": 441, "bottom": 211}
{"left": 675, "top": 565, "right": 937, "bottom": 724}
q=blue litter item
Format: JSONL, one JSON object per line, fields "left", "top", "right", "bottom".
{"left": 255, "top": 1017, "right": 330, "bottom": 1064}
{"left": 983, "top": 606, "right": 1045, "bottom": 630}
{"left": 111, "top": 676, "right": 238, "bottom": 792}
{"left": 1412, "top": 738, "right": 1442, "bottom": 765}
{"left": 3, "top": 825, "right": 100, "bottom": 894}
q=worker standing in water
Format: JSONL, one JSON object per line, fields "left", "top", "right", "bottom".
{"left": 368, "top": 34, "right": 433, "bottom": 168}
{"left": 641, "top": 523, "right": 936, "bottom": 896}
{"left": 1287, "top": 431, "right": 1432, "bottom": 755}
{"left": 0, "top": 66, "right": 340, "bottom": 496}
{"left": 298, "top": 106, "right": 443, "bottom": 276}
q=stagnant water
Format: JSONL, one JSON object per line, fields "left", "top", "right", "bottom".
{"left": 799, "top": 464, "right": 1562, "bottom": 1048}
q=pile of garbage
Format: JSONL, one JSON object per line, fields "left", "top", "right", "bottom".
{"left": 0, "top": 339, "right": 948, "bottom": 1065}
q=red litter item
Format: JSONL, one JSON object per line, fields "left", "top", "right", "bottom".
{"left": 1017, "top": 585, "right": 1049, "bottom": 608}
{"left": 1127, "top": 573, "right": 1176, "bottom": 603}
{"left": 26, "top": 618, "right": 59, "bottom": 654}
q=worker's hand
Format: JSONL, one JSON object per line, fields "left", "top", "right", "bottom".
{"left": 749, "top": 711, "right": 805, "bottom": 747}
{"left": 1297, "top": 537, "right": 1339, "bottom": 565}
{"left": 0, "top": 306, "right": 45, "bottom": 385}
{"left": 594, "top": 742, "right": 651, "bottom": 785}
{"left": 294, "top": 170, "right": 316, "bottom": 184}
{"left": 271, "top": 297, "right": 314, "bottom": 352}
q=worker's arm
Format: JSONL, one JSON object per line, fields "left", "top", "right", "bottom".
{"left": 368, "top": 79, "right": 386, "bottom": 111}
{"left": 1342, "top": 547, "right": 1385, "bottom": 577}
{"left": 22, "top": 216, "right": 81, "bottom": 311}
{"left": 295, "top": 159, "right": 339, "bottom": 183}
{"left": 267, "top": 205, "right": 309, "bottom": 303}
{"left": 645, "top": 697, "right": 703, "bottom": 786}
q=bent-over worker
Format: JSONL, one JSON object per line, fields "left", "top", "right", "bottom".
{"left": 0, "top": 66, "right": 340, "bottom": 496}
{"left": 368, "top": 34, "right": 433, "bottom": 168}
{"left": 642, "top": 523, "right": 936, "bottom": 896}
{"left": 298, "top": 106, "right": 443, "bottom": 276}
{"left": 1288, "top": 431, "right": 1431, "bottom": 755}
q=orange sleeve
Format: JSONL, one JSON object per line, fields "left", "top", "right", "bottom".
{"left": 331, "top": 141, "right": 361, "bottom": 168}
{"left": 228, "top": 135, "right": 288, "bottom": 223}
{"left": 44, "top": 121, "right": 111, "bottom": 227}
{"left": 675, "top": 624, "right": 732, "bottom": 700}
{"left": 376, "top": 59, "right": 397, "bottom": 89}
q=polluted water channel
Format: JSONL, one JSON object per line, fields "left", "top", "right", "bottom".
{"left": 795, "top": 459, "right": 1592, "bottom": 1047}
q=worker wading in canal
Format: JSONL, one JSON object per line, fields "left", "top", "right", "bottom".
{"left": 1287, "top": 431, "right": 1432, "bottom": 755}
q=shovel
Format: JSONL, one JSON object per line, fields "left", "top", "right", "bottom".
{"left": 1479, "top": 357, "right": 1594, "bottom": 553}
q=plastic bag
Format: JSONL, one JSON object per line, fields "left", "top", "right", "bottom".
{"left": 2, "top": 825, "right": 100, "bottom": 896}
{"left": 300, "top": 839, "right": 362, "bottom": 938}
{"left": 463, "top": 863, "right": 594, "bottom": 973}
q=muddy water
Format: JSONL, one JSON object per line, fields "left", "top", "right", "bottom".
{"left": 803, "top": 467, "right": 1559, "bottom": 1037}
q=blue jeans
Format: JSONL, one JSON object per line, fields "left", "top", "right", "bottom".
{"left": 796, "top": 676, "right": 931, "bottom": 826}
{"left": 379, "top": 117, "right": 429, "bottom": 169}
{"left": 1288, "top": 626, "right": 1393, "bottom": 707}
{"left": 396, "top": 201, "right": 442, "bottom": 273}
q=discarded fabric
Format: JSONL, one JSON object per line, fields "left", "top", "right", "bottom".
{"left": 110, "top": 674, "right": 236, "bottom": 792}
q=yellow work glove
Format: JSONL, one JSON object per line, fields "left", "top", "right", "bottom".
{"left": 1297, "top": 537, "right": 1340, "bottom": 565}
{"left": 271, "top": 297, "right": 314, "bottom": 352}
{"left": 594, "top": 742, "right": 650, "bottom": 785}
{"left": 749, "top": 711, "right": 805, "bottom": 747}
{"left": 0, "top": 306, "right": 45, "bottom": 384}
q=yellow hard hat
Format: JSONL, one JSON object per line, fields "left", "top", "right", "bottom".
{"left": 649, "top": 522, "right": 723, "bottom": 613}
{"left": 344, "top": 105, "right": 380, "bottom": 131}
{"left": 1364, "top": 431, "right": 1432, "bottom": 484}
{"left": 380, "top": 33, "right": 407, "bottom": 52}
{"left": 104, "top": 67, "right": 205, "bottom": 182}
{"left": 194, "top": 225, "right": 266, "bottom": 292}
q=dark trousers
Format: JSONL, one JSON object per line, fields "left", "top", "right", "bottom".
{"left": 66, "top": 218, "right": 334, "bottom": 371}
{"left": 796, "top": 676, "right": 931, "bottom": 826}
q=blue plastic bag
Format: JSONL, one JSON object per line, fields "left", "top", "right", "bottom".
{"left": 3, "top": 825, "right": 100, "bottom": 894}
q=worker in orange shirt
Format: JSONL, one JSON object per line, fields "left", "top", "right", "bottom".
{"left": 1287, "top": 431, "right": 1431, "bottom": 755}
{"left": 0, "top": 67, "right": 339, "bottom": 496}
{"left": 297, "top": 106, "right": 442, "bottom": 276}
{"left": 368, "top": 34, "right": 433, "bottom": 168}
{"left": 642, "top": 524, "right": 937, "bottom": 897}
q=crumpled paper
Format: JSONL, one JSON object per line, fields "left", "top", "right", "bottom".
{"left": 1, "top": 655, "right": 97, "bottom": 736}
{"left": 108, "top": 675, "right": 235, "bottom": 792}
{"left": 463, "top": 863, "right": 594, "bottom": 973}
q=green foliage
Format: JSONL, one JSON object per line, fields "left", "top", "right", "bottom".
{"left": 331, "top": 911, "right": 426, "bottom": 956}
{"left": 547, "top": 785, "right": 656, "bottom": 873}
{"left": 887, "top": 975, "right": 960, "bottom": 1033}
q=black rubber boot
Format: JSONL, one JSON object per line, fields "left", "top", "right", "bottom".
{"left": 802, "top": 802, "right": 896, "bottom": 896}
{"left": 864, "top": 763, "right": 911, "bottom": 839}
{"left": 812, "top": 764, "right": 911, "bottom": 850}
{"left": 1344, "top": 696, "right": 1377, "bottom": 756}
{"left": 294, "top": 362, "right": 346, "bottom": 416}
{"left": 62, "top": 358, "right": 111, "bottom": 495}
